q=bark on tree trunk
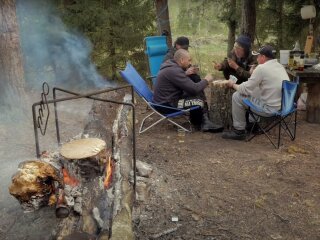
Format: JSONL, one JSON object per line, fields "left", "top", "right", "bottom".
{"left": 227, "top": 0, "right": 237, "bottom": 54}
{"left": 240, "top": 0, "right": 256, "bottom": 42}
{"left": 0, "top": 0, "right": 25, "bottom": 96}
{"left": 276, "top": 0, "right": 284, "bottom": 49}
{"left": 155, "top": 0, "right": 172, "bottom": 47}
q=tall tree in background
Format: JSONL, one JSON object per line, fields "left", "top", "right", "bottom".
{"left": 275, "top": 0, "right": 285, "bottom": 49}
{"left": 0, "top": 0, "right": 25, "bottom": 98}
{"left": 255, "top": 0, "right": 312, "bottom": 51}
{"left": 155, "top": 0, "right": 172, "bottom": 47}
{"left": 217, "top": 0, "right": 238, "bottom": 53}
{"left": 61, "top": 0, "right": 156, "bottom": 80}
{"left": 240, "top": 0, "right": 256, "bottom": 41}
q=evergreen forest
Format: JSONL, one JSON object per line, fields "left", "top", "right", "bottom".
{"left": 17, "top": 0, "right": 320, "bottom": 82}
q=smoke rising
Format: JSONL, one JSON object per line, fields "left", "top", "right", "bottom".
{"left": 0, "top": 0, "right": 116, "bottom": 223}
{"left": 16, "top": 0, "right": 113, "bottom": 91}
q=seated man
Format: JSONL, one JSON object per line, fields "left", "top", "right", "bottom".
{"left": 163, "top": 36, "right": 190, "bottom": 62}
{"left": 163, "top": 36, "right": 201, "bottom": 83}
{"left": 222, "top": 45, "right": 290, "bottom": 140}
{"left": 153, "top": 49, "right": 224, "bottom": 132}
{"left": 213, "top": 35, "right": 257, "bottom": 84}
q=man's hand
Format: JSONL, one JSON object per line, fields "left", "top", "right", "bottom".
{"left": 226, "top": 79, "right": 237, "bottom": 89}
{"left": 249, "top": 64, "right": 256, "bottom": 74}
{"left": 227, "top": 58, "right": 239, "bottom": 70}
{"left": 213, "top": 62, "right": 222, "bottom": 70}
{"left": 185, "top": 66, "right": 199, "bottom": 75}
{"left": 204, "top": 74, "right": 213, "bottom": 83}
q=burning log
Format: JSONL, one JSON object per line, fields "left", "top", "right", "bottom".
{"left": 9, "top": 160, "right": 62, "bottom": 211}
{"left": 60, "top": 138, "right": 108, "bottom": 179}
{"left": 103, "top": 156, "right": 114, "bottom": 189}
{"left": 55, "top": 188, "right": 70, "bottom": 218}
{"left": 62, "top": 167, "right": 80, "bottom": 187}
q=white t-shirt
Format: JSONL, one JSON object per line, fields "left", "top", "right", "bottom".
{"left": 237, "top": 59, "right": 290, "bottom": 109}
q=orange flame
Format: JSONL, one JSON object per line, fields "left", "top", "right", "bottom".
{"left": 104, "top": 156, "right": 113, "bottom": 189}
{"left": 62, "top": 168, "right": 79, "bottom": 187}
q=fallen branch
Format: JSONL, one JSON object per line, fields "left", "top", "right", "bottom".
{"left": 150, "top": 224, "right": 182, "bottom": 239}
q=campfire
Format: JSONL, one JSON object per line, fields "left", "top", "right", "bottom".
{"left": 8, "top": 83, "right": 138, "bottom": 239}
{"left": 9, "top": 137, "right": 115, "bottom": 237}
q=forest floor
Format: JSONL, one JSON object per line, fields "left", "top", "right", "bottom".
{"left": 132, "top": 92, "right": 320, "bottom": 240}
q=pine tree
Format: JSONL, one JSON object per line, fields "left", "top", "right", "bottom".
{"left": 61, "top": 0, "right": 156, "bottom": 80}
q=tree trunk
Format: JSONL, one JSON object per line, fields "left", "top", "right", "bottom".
{"left": 276, "top": 0, "right": 284, "bottom": 49}
{"left": 240, "top": 0, "right": 256, "bottom": 41}
{"left": 0, "top": 0, "right": 25, "bottom": 96}
{"left": 155, "top": 0, "right": 172, "bottom": 47}
{"left": 227, "top": 0, "right": 237, "bottom": 54}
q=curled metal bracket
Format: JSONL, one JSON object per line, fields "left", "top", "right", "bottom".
{"left": 37, "top": 82, "right": 50, "bottom": 135}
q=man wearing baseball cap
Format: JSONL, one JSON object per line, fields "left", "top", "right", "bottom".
{"left": 222, "top": 45, "right": 290, "bottom": 140}
{"left": 163, "top": 36, "right": 190, "bottom": 62}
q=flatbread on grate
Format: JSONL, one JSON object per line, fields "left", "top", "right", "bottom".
{"left": 60, "top": 138, "right": 106, "bottom": 160}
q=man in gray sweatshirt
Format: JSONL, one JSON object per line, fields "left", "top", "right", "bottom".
{"left": 222, "top": 45, "right": 290, "bottom": 140}
{"left": 153, "top": 49, "right": 223, "bottom": 132}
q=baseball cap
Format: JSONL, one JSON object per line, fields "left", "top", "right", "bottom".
{"left": 175, "top": 36, "right": 189, "bottom": 50}
{"left": 252, "top": 45, "right": 276, "bottom": 59}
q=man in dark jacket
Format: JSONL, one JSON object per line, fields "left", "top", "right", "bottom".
{"left": 214, "top": 35, "right": 257, "bottom": 84}
{"left": 153, "top": 49, "right": 223, "bottom": 132}
{"left": 164, "top": 36, "right": 202, "bottom": 84}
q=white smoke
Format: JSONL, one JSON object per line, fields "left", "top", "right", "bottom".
{"left": 16, "top": 0, "right": 114, "bottom": 90}
{"left": 0, "top": 0, "right": 116, "bottom": 226}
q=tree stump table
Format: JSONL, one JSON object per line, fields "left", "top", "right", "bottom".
{"left": 209, "top": 80, "right": 234, "bottom": 129}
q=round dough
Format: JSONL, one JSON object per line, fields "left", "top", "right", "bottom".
{"left": 60, "top": 138, "right": 106, "bottom": 160}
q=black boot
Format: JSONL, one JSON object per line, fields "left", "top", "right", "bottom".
{"left": 201, "top": 114, "right": 224, "bottom": 132}
{"left": 222, "top": 128, "right": 246, "bottom": 140}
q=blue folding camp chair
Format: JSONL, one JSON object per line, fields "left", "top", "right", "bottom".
{"left": 144, "top": 36, "right": 168, "bottom": 85}
{"left": 243, "top": 80, "right": 298, "bottom": 148}
{"left": 120, "top": 62, "right": 200, "bottom": 134}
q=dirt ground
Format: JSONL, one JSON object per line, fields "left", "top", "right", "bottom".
{"left": 132, "top": 98, "right": 320, "bottom": 240}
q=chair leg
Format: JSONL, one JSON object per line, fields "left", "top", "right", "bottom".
{"left": 277, "top": 118, "right": 281, "bottom": 148}
{"left": 246, "top": 111, "right": 280, "bottom": 149}
{"left": 139, "top": 111, "right": 192, "bottom": 134}
{"left": 139, "top": 112, "right": 157, "bottom": 133}
{"left": 279, "top": 112, "right": 297, "bottom": 141}
{"left": 167, "top": 118, "right": 192, "bottom": 132}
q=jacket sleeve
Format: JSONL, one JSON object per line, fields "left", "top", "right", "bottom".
{"left": 237, "top": 65, "right": 262, "bottom": 96}
{"left": 168, "top": 68, "right": 208, "bottom": 95}
{"left": 219, "top": 58, "right": 228, "bottom": 71}
{"left": 235, "top": 55, "right": 257, "bottom": 80}
{"left": 235, "top": 66, "right": 251, "bottom": 80}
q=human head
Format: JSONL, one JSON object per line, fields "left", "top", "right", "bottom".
{"left": 252, "top": 45, "right": 275, "bottom": 64}
{"left": 234, "top": 35, "right": 251, "bottom": 58}
{"left": 174, "top": 49, "right": 191, "bottom": 69}
{"left": 174, "top": 36, "right": 189, "bottom": 50}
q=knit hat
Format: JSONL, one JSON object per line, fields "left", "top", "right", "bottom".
{"left": 235, "top": 35, "right": 251, "bottom": 51}
{"left": 252, "top": 45, "right": 276, "bottom": 59}
{"left": 175, "top": 36, "right": 189, "bottom": 50}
